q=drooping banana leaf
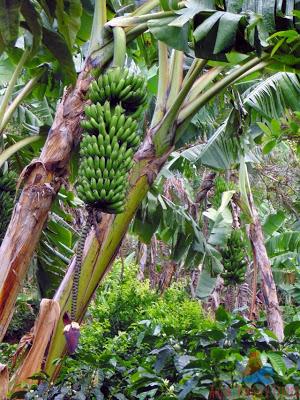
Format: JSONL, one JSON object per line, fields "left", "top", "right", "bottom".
{"left": 144, "top": 0, "right": 300, "bottom": 61}
{"left": 243, "top": 73, "right": 300, "bottom": 120}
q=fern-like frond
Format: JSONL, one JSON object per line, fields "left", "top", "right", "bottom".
{"left": 243, "top": 73, "right": 300, "bottom": 121}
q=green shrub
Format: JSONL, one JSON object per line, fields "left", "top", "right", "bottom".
{"left": 75, "top": 261, "right": 209, "bottom": 366}
{"left": 0, "top": 342, "right": 17, "bottom": 368}
{"left": 90, "top": 262, "right": 205, "bottom": 329}
{"left": 22, "top": 262, "right": 300, "bottom": 400}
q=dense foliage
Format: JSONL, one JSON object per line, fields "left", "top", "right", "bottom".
{"left": 0, "top": 169, "right": 18, "bottom": 243}
{"left": 17, "top": 263, "right": 300, "bottom": 400}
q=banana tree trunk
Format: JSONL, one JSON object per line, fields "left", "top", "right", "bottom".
{"left": 0, "top": 17, "right": 153, "bottom": 339}
{"left": 0, "top": 364, "right": 8, "bottom": 400}
{"left": 0, "top": 71, "right": 89, "bottom": 342}
{"left": 248, "top": 193, "right": 284, "bottom": 341}
{"left": 10, "top": 299, "right": 60, "bottom": 389}
{"left": 224, "top": 284, "right": 237, "bottom": 312}
{"left": 9, "top": 134, "right": 172, "bottom": 389}
{"left": 0, "top": 47, "right": 115, "bottom": 342}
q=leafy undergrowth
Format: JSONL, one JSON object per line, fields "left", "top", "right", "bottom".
{"left": 20, "top": 263, "right": 300, "bottom": 399}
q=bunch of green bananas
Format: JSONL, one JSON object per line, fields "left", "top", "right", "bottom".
{"left": 88, "top": 67, "right": 147, "bottom": 119}
{"left": 211, "top": 177, "right": 228, "bottom": 208}
{"left": 221, "top": 229, "right": 247, "bottom": 286}
{"left": 76, "top": 67, "right": 147, "bottom": 214}
{"left": 0, "top": 170, "right": 17, "bottom": 243}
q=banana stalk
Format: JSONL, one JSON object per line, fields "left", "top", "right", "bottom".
{"left": 0, "top": 48, "right": 30, "bottom": 135}
{"left": 0, "top": 68, "right": 47, "bottom": 134}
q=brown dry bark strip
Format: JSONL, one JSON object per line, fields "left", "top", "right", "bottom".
{"left": 10, "top": 300, "right": 60, "bottom": 391}
{"left": 248, "top": 193, "right": 284, "bottom": 342}
{"left": 249, "top": 243, "right": 258, "bottom": 320}
{"left": 0, "top": 364, "right": 8, "bottom": 400}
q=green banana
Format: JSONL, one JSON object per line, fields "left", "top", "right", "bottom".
{"left": 77, "top": 67, "right": 147, "bottom": 213}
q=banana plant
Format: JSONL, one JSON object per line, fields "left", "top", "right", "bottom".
{"left": 264, "top": 215, "right": 300, "bottom": 303}
{"left": 132, "top": 70, "right": 300, "bottom": 327}
{"left": 173, "top": 72, "right": 300, "bottom": 170}
{"left": 0, "top": 0, "right": 299, "bottom": 391}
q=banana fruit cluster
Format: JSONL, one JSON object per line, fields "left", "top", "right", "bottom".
{"left": 89, "top": 67, "right": 147, "bottom": 119}
{"left": 77, "top": 67, "right": 147, "bottom": 214}
{"left": 211, "top": 176, "right": 234, "bottom": 208}
{"left": 221, "top": 230, "right": 247, "bottom": 286}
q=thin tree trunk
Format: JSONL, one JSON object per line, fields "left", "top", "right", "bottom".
{"left": 237, "top": 283, "right": 250, "bottom": 312}
{"left": 158, "top": 260, "right": 176, "bottom": 293}
{"left": 190, "top": 270, "right": 197, "bottom": 298}
{"left": 212, "top": 276, "right": 224, "bottom": 312}
{"left": 224, "top": 284, "right": 237, "bottom": 312}
{"left": 231, "top": 200, "right": 240, "bottom": 229}
{"left": 149, "top": 236, "right": 158, "bottom": 289}
{"left": 249, "top": 255, "right": 258, "bottom": 320}
{"left": 137, "top": 243, "right": 148, "bottom": 281}
{"left": 247, "top": 193, "right": 284, "bottom": 341}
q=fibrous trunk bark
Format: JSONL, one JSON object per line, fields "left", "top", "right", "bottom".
{"left": 224, "top": 284, "right": 237, "bottom": 312}
{"left": 158, "top": 260, "right": 177, "bottom": 293}
{"left": 10, "top": 299, "right": 60, "bottom": 390}
{"left": 247, "top": 194, "right": 284, "bottom": 341}
{"left": 195, "top": 171, "right": 216, "bottom": 204}
{"left": 237, "top": 282, "right": 251, "bottom": 317}
{"left": 137, "top": 242, "right": 148, "bottom": 281}
{"left": 248, "top": 254, "right": 258, "bottom": 320}
{"left": 0, "top": 364, "right": 8, "bottom": 400}
{"left": 149, "top": 236, "right": 158, "bottom": 289}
